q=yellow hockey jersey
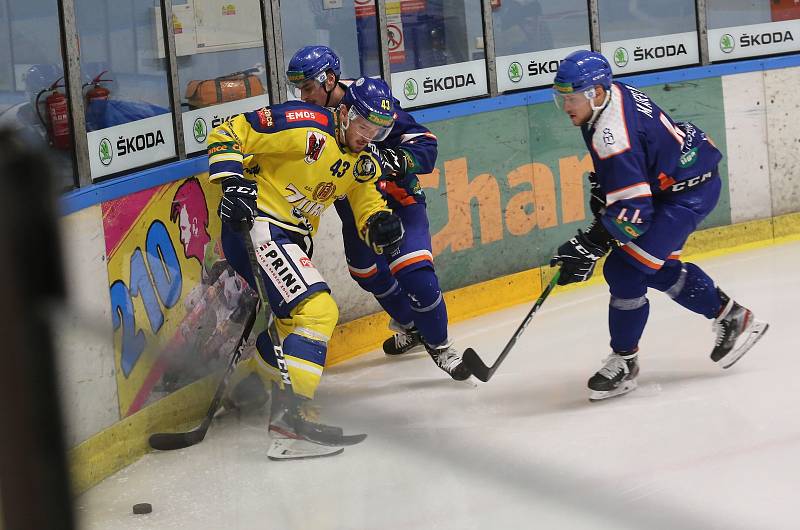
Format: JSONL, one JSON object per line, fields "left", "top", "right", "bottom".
{"left": 207, "top": 101, "right": 388, "bottom": 239}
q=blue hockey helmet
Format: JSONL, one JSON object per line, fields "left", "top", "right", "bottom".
{"left": 554, "top": 50, "right": 612, "bottom": 93}
{"left": 286, "top": 45, "right": 341, "bottom": 89}
{"left": 553, "top": 50, "right": 612, "bottom": 111}
{"left": 342, "top": 77, "right": 395, "bottom": 142}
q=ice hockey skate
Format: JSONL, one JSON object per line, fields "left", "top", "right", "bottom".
{"left": 267, "top": 383, "right": 366, "bottom": 449}
{"left": 711, "top": 289, "right": 769, "bottom": 369}
{"left": 425, "top": 339, "right": 472, "bottom": 381}
{"left": 383, "top": 320, "right": 424, "bottom": 355}
{"left": 588, "top": 350, "right": 639, "bottom": 401}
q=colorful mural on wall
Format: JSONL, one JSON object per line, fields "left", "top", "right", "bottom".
{"left": 102, "top": 176, "right": 256, "bottom": 417}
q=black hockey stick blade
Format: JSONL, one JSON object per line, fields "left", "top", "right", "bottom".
{"left": 462, "top": 270, "right": 561, "bottom": 382}
{"left": 148, "top": 425, "right": 209, "bottom": 451}
{"left": 462, "top": 348, "right": 492, "bottom": 382}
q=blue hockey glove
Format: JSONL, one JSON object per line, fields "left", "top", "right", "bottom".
{"left": 365, "top": 211, "right": 404, "bottom": 255}
{"left": 219, "top": 176, "right": 257, "bottom": 229}
{"left": 550, "top": 221, "right": 613, "bottom": 285}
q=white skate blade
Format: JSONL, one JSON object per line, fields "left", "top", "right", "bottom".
{"left": 267, "top": 437, "right": 343, "bottom": 461}
{"left": 589, "top": 379, "right": 638, "bottom": 402}
{"left": 719, "top": 320, "right": 769, "bottom": 369}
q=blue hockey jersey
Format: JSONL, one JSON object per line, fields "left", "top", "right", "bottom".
{"left": 582, "top": 81, "right": 723, "bottom": 244}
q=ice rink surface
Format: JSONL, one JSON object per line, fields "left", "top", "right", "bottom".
{"left": 77, "top": 241, "right": 799, "bottom": 530}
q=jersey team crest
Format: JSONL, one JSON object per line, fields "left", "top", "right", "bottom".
{"left": 313, "top": 182, "right": 336, "bottom": 201}
{"left": 305, "top": 131, "right": 326, "bottom": 164}
{"left": 353, "top": 154, "right": 377, "bottom": 182}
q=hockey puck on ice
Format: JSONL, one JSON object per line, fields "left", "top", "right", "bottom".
{"left": 132, "top": 503, "right": 152, "bottom": 514}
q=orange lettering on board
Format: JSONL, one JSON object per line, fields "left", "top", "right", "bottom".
{"left": 558, "top": 154, "right": 594, "bottom": 224}
{"left": 505, "top": 163, "right": 557, "bottom": 236}
{"left": 430, "top": 158, "right": 502, "bottom": 255}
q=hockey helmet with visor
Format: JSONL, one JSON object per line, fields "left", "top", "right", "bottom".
{"left": 286, "top": 45, "right": 341, "bottom": 99}
{"left": 341, "top": 77, "right": 395, "bottom": 143}
{"left": 553, "top": 50, "right": 612, "bottom": 110}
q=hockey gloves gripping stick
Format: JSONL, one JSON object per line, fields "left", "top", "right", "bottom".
{"left": 219, "top": 176, "right": 258, "bottom": 228}
{"left": 462, "top": 270, "right": 560, "bottom": 382}
{"left": 550, "top": 219, "right": 614, "bottom": 286}
{"left": 365, "top": 211, "right": 404, "bottom": 255}
{"left": 149, "top": 301, "right": 257, "bottom": 450}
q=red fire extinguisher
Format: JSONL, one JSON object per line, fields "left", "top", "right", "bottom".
{"left": 84, "top": 70, "right": 113, "bottom": 104}
{"left": 35, "top": 77, "right": 71, "bottom": 150}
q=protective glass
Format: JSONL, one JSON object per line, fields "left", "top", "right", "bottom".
{"left": 346, "top": 106, "right": 393, "bottom": 142}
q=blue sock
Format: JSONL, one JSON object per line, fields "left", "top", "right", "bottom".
{"left": 604, "top": 252, "right": 649, "bottom": 352}
{"left": 356, "top": 271, "right": 414, "bottom": 328}
{"left": 609, "top": 298, "right": 649, "bottom": 352}
{"left": 649, "top": 261, "right": 721, "bottom": 319}
{"left": 397, "top": 267, "right": 448, "bottom": 347}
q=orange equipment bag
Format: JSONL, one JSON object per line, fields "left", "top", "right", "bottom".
{"left": 185, "top": 71, "right": 265, "bottom": 108}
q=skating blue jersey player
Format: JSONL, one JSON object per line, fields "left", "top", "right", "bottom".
{"left": 286, "top": 45, "right": 470, "bottom": 380}
{"left": 550, "top": 50, "right": 769, "bottom": 401}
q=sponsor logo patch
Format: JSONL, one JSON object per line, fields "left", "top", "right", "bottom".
{"left": 286, "top": 109, "right": 329, "bottom": 126}
{"left": 254, "top": 241, "right": 307, "bottom": 303}
{"left": 257, "top": 108, "right": 274, "bottom": 128}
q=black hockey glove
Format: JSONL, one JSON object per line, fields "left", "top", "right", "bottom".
{"left": 365, "top": 211, "right": 404, "bottom": 255}
{"left": 588, "top": 172, "right": 606, "bottom": 218}
{"left": 218, "top": 175, "right": 257, "bottom": 229}
{"left": 377, "top": 147, "right": 410, "bottom": 181}
{"left": 550, "top": 220, "right": 614, "bottom": 286}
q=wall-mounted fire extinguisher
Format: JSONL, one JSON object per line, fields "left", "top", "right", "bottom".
{"left": 84, "top": 70, "right": 113, "bottom": 105}
{"left": 35, "top": 77, "right": 71, "bottom": 150}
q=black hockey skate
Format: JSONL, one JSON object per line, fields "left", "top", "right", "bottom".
{"left": 425, "top": 340, "right": 472, "bottom": 381}
{"left": 711, "top": 289, "right": 769, "bottom": 369}
{"left": 383, "top": 322, "right": 424, "bottom": 355}
{"left": 588, "top": 350, "right": 639, "bottom": 401}
{"left": 267, "top": 384, "right": 366, "bottom": 448}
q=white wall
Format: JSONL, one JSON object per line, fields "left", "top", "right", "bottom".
{"left": 313, "top": 206, "right": 382, "bottom": 323}
{"left": 55, "top": 204, "right": 119, "bottom": 447}
{"left": 764, "top": 67, "right": 800, "bottom": 216}
{"left": 722, "top": 71, "right": 772, "bottom": 224}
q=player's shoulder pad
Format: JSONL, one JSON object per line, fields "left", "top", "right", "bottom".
{"left": 591, "top": 84, "right": 632, "bottom": 160}
{"left": 245, "top": 101, "right": 335, "bottom": 135}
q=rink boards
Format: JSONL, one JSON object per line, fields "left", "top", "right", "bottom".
{"left": 57, "top": 57, "right": 800, "bottom": 493}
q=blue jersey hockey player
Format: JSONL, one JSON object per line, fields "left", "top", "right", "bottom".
{"left": 550, "top": 50, "right": 769, "bottom": 400}
{"left": 286, "top": 45, "right": 470, "bottom": 380}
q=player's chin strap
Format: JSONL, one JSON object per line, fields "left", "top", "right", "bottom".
{"left": 324, "top": 75, "right": 339, "bottom": 107}
{"left": 587, "top": 88, "right": 611, "bottom": 128}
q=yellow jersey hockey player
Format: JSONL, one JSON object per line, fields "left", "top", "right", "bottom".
{"left": 208, "top": 78, "right": 403, "bottom": 455}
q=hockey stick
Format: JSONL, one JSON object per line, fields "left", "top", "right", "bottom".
{"left": 241, "top": 227, "right": 366, "bottom": 447}
{"left": 462, "top": 269, "right": 561, "bottom": 382}
{"left": 148, "top": 302, "right": 257, "bottom": 450}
